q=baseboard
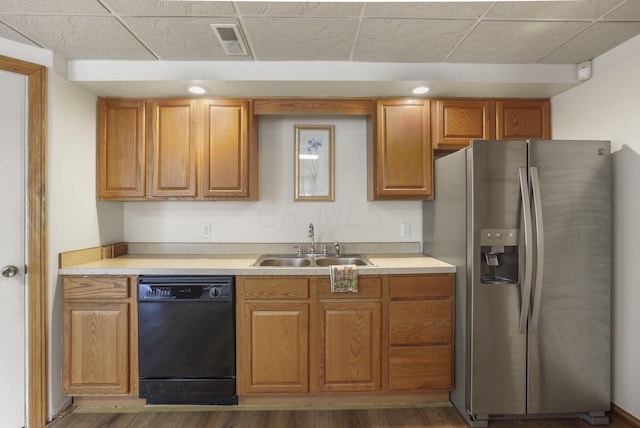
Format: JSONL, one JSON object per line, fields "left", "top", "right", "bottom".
{"left": 610, "top": 404, "right": 640, "bottom": 427}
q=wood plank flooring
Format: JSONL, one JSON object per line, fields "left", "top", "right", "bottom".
{"left": 46, "top": 405, "right": 636, "bottom": 428}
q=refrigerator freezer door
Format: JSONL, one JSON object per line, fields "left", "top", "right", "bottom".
{"left": 527, "top": 140, "right": 611, "bottom": 414}
{"left": 468, "top": 140, "right": 528, "bottom": 416}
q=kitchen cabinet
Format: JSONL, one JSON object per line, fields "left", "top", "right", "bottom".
{"left": 368, "top": 99, "right": 433, "bottom": 200}
{"left": 62, "top": 276, "right": 138, "bottom": 396}
{"left": 97, "top": 97, "right": 257, "bottom": 201}
{"left": 388, "top": 274, "right": 454, "bottom": 391}
{"left": 431, "top": 99, "right": 494, "bottom": 151}
{"left": 236, "top": 277, "right": 310, "bottom": 394}
{"left": 148, "top": 99, "right": 197, "bottom": 198}
{"left": 97, "top": 99, "right": 146, "bottom": 199}
{"left": 237, "top": 273, "right": 452, "bottom": 402}
{"left": 496, "top": 99, "right": 550, "bottom": 140}
{"left": 198, "top": 99, "right": 257, "bottom": 199}
{"left": 431, "top": 98, "right": 550, "bottom": 151}
{"left": 315, "top": 277, "right": 382, "bottom": 392}
{"left": 236, "top": 276, "right": 383, "bottom": 395}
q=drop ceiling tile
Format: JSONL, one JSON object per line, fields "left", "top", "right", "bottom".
{"left": 604, "top": 1, "right": 640, "bottom": 19}
{"left": 0, "top": 21, "right": 40, "bottom": 46}
{"left": 486, "top": 0, "right": 624, "bottom": 20}
{"left": 122, "top": 16, "right": 248, "bottom": 60}
{"left": 0, "top": 0, "right": 108, "bottom": 14}
{"left": 242, "top": 17, "right": 358, "bottom": 60}
{"left": 236, "top": 2, "right": 363, "bottom": 17}
{"left": 0, "top": 15, "right": 155, "bottom": 59}
{"left": 353, "top": 18, "right": 475, "bottom": 62}
{"left": 539, "top": 21, "right": 640, "bottom": 63}
{"left": 363, "top": 2, "right": 490, "bottom": 19}
{"left": 103, "top": 0, "right": 236, "bottom": 17}
{"left": 448, "top": 20, "right": 589, "bottom": 63}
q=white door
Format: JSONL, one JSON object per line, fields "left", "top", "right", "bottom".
{"left": 0, "top": 70, "right": 27, "bottom": 427}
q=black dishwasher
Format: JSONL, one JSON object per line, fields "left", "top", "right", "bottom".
{"left": 137, "top": 276, "right": 237, "bottom": 405}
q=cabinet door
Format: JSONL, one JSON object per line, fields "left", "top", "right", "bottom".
{"left": 63, "top": 302, "right": 130, "bottom": 395}
{"left": 496, "top": 99, "right": 550, "bottom": 140}
{"left": 148, "top": 99, "right": 197, "bottom": 197}
{"left": 97, "top": 99, "right": 146, "bottom": 200}
{"left": 389, "top": 346, "right": 452, "bottom": 391}
{"left": 199, "top": 99, "right": 256, "bottom": 199}
{"left": 316, "top": 301, "right": 381, "bottom": 392}
{"left": 238, "top": 303, "right": 309, "bottom": 394}
{"left": 369, "top": 100, "right": 432, "bottom": 200}
{"left": 432, "top": 99, "right": 493, "bottom": 150}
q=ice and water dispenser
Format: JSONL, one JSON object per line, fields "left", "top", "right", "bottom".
{"left": 480, "top": 228, "right": 519, "bottom": 284}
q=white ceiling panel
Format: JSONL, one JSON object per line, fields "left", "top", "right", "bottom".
{"left": 0, "top": 0, "right": 108, "bottom": 15}
{"left": 0, "top": 22, "right": 39, "bottom": 46}
{"left": 448, "top": 20, "right": 589, "bottom": 63}
{"left": 243, "top": 17, "right": 358, "bottom": 60}
{"left": 103, "top": 0, "right": 236, "bottom": 17}
{"left": 354, "top": 19, "right": 476, "bottom": 63}
{"left": 605, "top": 0, "right": 640, "bottom": 18}
{"left": 0, "top": 15, "right": 155, "bottom": 60}
{"left": 2, "top": 0, "right": 640, "bottom": 97}
{"left": 362, "top": 2, "right": 491, "bottom": 19}
{"left": 486, "top": 0, "right": 625, "bottom": 20}
{"left": 236, "top": 2, "right": 363, "bottom": 17}
{"left": 122, "top": 16, "right": 248, "bottom": 60}
{"left": 539, "top": 21, "right": 640, "bottom": 63}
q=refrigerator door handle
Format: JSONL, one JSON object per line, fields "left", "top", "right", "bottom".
{"left": 529, "top": 166, "right": 545, "bottom": 333}
{"left": 518, "top": 168, "right": 534, "bottom": 334}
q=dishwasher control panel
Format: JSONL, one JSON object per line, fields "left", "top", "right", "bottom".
{"left": 138, "top": 276, "right": 234, "bottom": 302}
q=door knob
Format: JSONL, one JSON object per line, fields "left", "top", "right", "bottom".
{"left": 1, "top": 265, "right": 19, "bottom": 278}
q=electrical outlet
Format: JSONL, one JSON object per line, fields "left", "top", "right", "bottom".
{"left": 401, "top": 222, "right": 411, "bottom": 238}
{"left": 201, "top": 223, "right": 211, "bottom": 238}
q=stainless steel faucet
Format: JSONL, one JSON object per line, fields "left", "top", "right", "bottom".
{"left": 308, "top": 223, "right": 315, "bottom": 255}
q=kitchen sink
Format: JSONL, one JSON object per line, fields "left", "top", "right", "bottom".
{"left": 252, "top": 254, "right": 373, "bottom": 267}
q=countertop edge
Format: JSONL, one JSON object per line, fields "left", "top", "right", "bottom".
{"left": 58, "top": 254, "right": 456, "bottom": 276}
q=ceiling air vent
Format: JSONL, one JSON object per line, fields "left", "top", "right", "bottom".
{"left": 211, "top": 24, "right": 249, "bottom": 56}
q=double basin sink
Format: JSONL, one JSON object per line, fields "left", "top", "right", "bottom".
{"left": 252, "top": 254, "right": 373, "bottom": 267}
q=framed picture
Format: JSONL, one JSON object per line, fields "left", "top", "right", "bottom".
{"left": 294, "top": 125, "right": 334, "bottom": 201}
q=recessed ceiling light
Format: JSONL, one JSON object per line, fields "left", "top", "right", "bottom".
{"left": 412, "top": 86, "right": 430, "bottom": 95}
{"left": 188, "top": 86, "right": 206, "bottom": 95}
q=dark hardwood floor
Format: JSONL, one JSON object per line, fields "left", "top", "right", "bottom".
{"left": 46, "top": 405, "right": 636, "bottom": 428}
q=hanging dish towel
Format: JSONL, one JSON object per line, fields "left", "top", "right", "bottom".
{"left": 330, "top": 264, "right": 358, "bottom": 293}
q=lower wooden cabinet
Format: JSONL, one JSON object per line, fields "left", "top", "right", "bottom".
{"left": 388, "top": 274, "right": 454, "bottom": 391}
{"left": 236, "top": 273, "right": 454, "bottom": 399}
{"left": 236, "top": 277, "right": 310, "bottom": 394}
{"left": 316, "top": 276, "right": 382, "bottom": 392}
{"left": 62, "top": 276, "right": 138, "bottom": 396}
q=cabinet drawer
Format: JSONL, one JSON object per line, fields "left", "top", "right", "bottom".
{"left": 389, "top": 346, "right": 452, "bottom": 391}
{"left": 242, "top": 277, "right": 309, "bottom": 300}
{"left": 63, "top": 276, "right": 131, "bottom": 300}
{"left": 390, "top": 300, "right": 452, "bottom": 345}
{"left": 390, "top": 275, "right": 453, "bottom": 299}
{"left": 317, "top": 276, "right": 382, "bottom": 299}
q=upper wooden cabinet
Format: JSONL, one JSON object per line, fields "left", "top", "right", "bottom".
{"left": 431, "top": 99, "right": 494, "bottom": 151}
{"left": 148, "top": 99, "right": 197, "bottom": 198}
{"left": 431, "top": 98, "right": 550, "bottom": 151}
{"left": 97, "top": 97, "right": 257, "bottom": 201}
{"left": 198, "top": 99, "right": 257, "bottom": 199}
{"left": 97, "top": 99, "right": 146, "bottom": 199}
{"left": 368, "top": 99, "right": 432, "bottom": 200}
{"left": 495, "top": 99, "right": 550, "bottom": 140}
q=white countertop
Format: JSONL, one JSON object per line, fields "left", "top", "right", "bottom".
{"left": 58, "top": 253, "right": 456, "bottom": 276}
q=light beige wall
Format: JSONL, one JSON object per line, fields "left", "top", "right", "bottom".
{"left": 47, "top": 71, "right": 124, "bottom": 417}
{"left": 551, "top": 34, "right": 640, "bottom": 419}
{"left": 124, "top": 115, "right": 423, "bottom": 245}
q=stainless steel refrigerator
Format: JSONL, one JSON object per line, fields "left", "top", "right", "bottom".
{"left": 423, "top": 140, "right": 610, "bottom": 427}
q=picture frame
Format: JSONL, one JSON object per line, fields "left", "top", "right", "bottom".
{"left": 294, "top": 125, "right": 334, "bottom": 201}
